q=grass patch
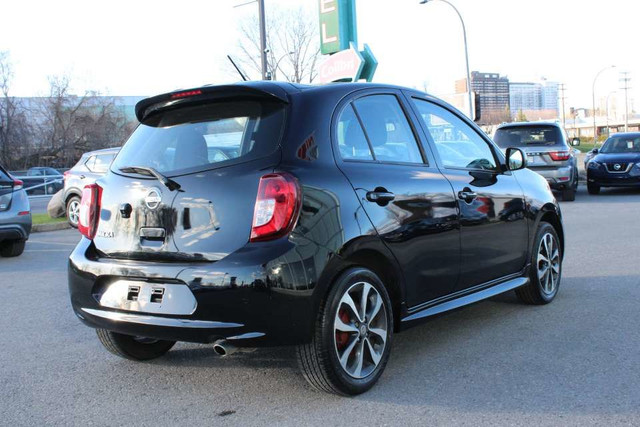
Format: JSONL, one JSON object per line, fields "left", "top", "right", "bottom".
{"left": 31, "top": 213, "right": 66, "bottom": 225}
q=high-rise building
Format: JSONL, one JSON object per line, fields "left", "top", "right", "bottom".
{"left": 509, "top": 80, "right": 559, "bottom": 115}
{"left": 455, "top": 71, "right": 510, "bottom": 118}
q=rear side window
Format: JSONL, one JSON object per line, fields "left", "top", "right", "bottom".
{"left": 112, "top": 100, "right": 285, "bottom": 176}
{"left": 494, "top": 125, "right": 564, "bottom": 149}
{"left": 337, "top": 105, "right": 374, "bottom": 161}
{"left": 90, "top": 154, "right": 115, "bottom": 173}
{"left": 353, "top": 95, "right": 423, "bottom": 164}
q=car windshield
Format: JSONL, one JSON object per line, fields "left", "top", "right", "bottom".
{"left": 600, "top": 135, "right": 640, "bottom": 153}
{"left": 494, "top": 125, "right": 563, "bottom": 148}
{"left": 112, "top": 99, "right": 285, "bottom": 176}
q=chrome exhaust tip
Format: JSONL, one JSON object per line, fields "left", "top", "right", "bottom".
{"left": 213, "top": 339, "right": 237, "bottom": 357}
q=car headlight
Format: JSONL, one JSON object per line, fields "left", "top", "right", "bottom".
{"left": 588, "top": 161, "right": 601, "bottom": 169}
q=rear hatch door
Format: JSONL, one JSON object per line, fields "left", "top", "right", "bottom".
{"left": 0, "top": 166, "right": 15, "bottom": 211}
{"left": 92, "top": 90, "right": 287, "bottom": 262}
{"left": 494, "top": 124, "right": 570, "bottom": 167}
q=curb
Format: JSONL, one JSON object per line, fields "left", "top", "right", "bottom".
{"left": 32, "top": 221, "right": 72, "bottom": 233}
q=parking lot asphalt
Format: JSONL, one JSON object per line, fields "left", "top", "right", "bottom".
{"left": 1, "top": 186, "right": 639, "bottom": 426}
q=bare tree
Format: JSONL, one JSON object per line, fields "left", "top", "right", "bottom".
{"left": 235, "top": 6, "right": 320, "bottom": 83}
{"left": 32, "top": 76, "right": 132, "bottom": 167}
{"left": 0, "top": 51, "right": 32, "bottom": 169}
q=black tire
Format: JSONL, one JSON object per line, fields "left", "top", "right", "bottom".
{"left": 562, "top": 187, "right": 576, "bottom": 201}
{"left": 516, "top": 222, "right": 562, "bottom": 305}
{"left": 96, "top": 329, "right": 175, "bottom": 361}
{"left": 587, "top": 183, "right": 600, "bottom": 195}
{"left": 0, "top": 240, "right": 26, "bottom": 257}
{"left": 66, "top": 196, "right": 81, "bottom": 228}
{"left": 296, "top": 267, "right": 393, "bottom": 395}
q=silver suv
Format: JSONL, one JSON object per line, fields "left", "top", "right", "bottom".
{"left": 63, "top": 147, "right": 119, "bottom": 227}
{"left": 494, "top": 122, "right": 579, "bottom": 201}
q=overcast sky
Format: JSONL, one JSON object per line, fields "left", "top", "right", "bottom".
{"left": 1, "top": 0, "right": 638, "bottom": 108}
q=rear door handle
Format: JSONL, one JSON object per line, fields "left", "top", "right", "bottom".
{"left": 366, "top": 190, "right": 395, "bottom": 205}
{"left": 458, "top": 189, "right": 478, "bottom": 203}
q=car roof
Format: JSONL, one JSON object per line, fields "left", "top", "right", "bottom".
{"left": 606, "top": 132, "right": 640, "bottom": 138}
{"left": 83, "top": 147, "right": 121, "bottom": 156}
{"left": 496, "top": 121, "right": 562, "bottom": 129}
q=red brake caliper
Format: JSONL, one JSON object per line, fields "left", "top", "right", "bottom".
{"left": 335, "top": 308, "right": 351, "bottom": 350}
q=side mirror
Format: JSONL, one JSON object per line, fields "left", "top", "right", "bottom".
{"left": 571, "top": 137, "right": 580, "bottom": 147}
{"left": 506, "top": 147, "right": 527, "bottom": 171}
{"left": 592, "top": 148, "right": 599, "bottom": 154}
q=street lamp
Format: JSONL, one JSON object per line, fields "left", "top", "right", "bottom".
{"left": 420, "top": 0, "right": 473, "bottom": 118}
{"left": 591, "top": 65, "right": 615, "bottom": 145}
{"left": 605, "top": 90, "right": 617, "bottom": 137}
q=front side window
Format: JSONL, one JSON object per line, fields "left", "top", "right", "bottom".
{"left": 412, "top": 99, "right": 497, "bottom": 171}
{"left": 353, "top": 95, "right": 424, "bottom": 164}
{"left": 112, "top": 100, "right": 285, "bottom": 176}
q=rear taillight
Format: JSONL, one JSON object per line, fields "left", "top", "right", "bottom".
{"left": 13, "top": 179, "right": 23, "bottom": 190}
{"left": 250, "top": 173, "right": 301, "bottom": 242}
{"left": 548, "top": 151, "right": 571, "bottom": 161}
{"left": 78, "top": 184, "right": 102, "bottom": 240}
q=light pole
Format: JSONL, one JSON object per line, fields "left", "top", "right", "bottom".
{"left": 605, "top": 90, "right": 616, "bottom": 136}
{"left": 592, "top": 65, "right": 615, "bottom": 145}
{"left": 234, "top": 0, "right": 268, "bottom": 80}
{"left": 420, "top": 0, "right": 473, "bottom": 118}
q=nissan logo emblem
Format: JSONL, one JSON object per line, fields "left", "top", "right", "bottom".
{"left": 145, "top": 188, "right": 162, "bottom": 210}
{"left": 614, "top": 163, "right": 621, "bottom": 170}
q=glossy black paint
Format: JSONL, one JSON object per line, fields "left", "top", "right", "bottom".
{"left": 68, "top": 81, "right": 563, "bottom": 347}
{"left": 587, "top": 152, "right": 640, "bottom": 188}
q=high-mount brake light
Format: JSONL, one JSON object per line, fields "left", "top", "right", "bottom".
{"left": 78, "top": 184, "right": 102, "bottom": 240}
{"left": 548, "top": 151, "right": 571, "bottom": 161}
{"left": 170, "top": 89, "right": 202, "bottom": 100}
{"left": 250, "top": 173, "right": 301, "bottom": 242}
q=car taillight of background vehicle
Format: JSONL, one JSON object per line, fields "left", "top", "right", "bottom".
{"left": 78, "top": 184, "right": 102, "bottom": 240}
{"left": 548, "top": 151, "right": 571, "bottom": 161}
{"left": 250, "top": 173, "right": 301, "bottom": 242}
{"left": 63, "top": 171, "right": 70, "bottom": 181}
{"left": 13, "top": 179, "right": 23, "bottom": 190}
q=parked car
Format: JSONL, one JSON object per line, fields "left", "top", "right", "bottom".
{"left": 68, "top": 82, "right": 564, "bottom": 395}
{"left": 22, "top": 167, "right": 64, "bottom": 195}
{"left": 494, "top": 122, "right": 580, "bottom": 201}
{"left": 0, "top": 163, "right": 31, "bottom": 257}
{"left": 63, "top": 147, "right": 120, "bottom": 227}
{"left": 585, "top": 132, "right": 640, "bottom": 194}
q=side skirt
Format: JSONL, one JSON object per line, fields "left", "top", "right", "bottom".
{"left": 401, "top": 276, "right": 529, "bottom": 324}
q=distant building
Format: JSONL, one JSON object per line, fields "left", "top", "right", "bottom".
{"left": 455, "top": 71, "right": 510, "bottom": 121}
{"left": 509, "top": 80, "right": 558, "bottom": 115}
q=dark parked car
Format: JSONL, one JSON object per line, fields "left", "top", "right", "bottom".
{"left": 586, "top": 132, "right": 640, "bottom": 194}
{"left": 22, "top": 167, "right": 64, "bottom": 195}
{"left": 0, "top": 163, "right": 31, "bottom": 257}
{"left": 494, "top": 122, "right": 580, "bottom": 201}
{"left": 69, "top": 82, "right": 564, "bottom": 395}
{"left": 63, "top": 148, "right": 120, "bottom": 227}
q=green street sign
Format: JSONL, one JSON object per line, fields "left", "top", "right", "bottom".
{"left": 318, "top": 0, "right": 357, "bottom": 55}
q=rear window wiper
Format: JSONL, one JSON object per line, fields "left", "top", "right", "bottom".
{"left": 118, "top": 166, "right": 181, "bottom": 191}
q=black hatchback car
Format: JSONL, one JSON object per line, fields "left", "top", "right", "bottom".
{"left": 69, "top": 82, "right": 564, "bottom": 395}
{"left": 586, "top": 132, "right": 640, "bottom": 194}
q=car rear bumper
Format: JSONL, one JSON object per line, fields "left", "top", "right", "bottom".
{"left": 0, "top": 222, "right": 30, "bottom": 242}
{"left": 68, "top": 237, "right": 319, "bottom": 347}
{"left": 529, "top": 166, "right": 573, "bottom": 189}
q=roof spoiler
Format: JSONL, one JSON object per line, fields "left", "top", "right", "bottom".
{"left": 135, "top": 83, "right": 290, "bottom": 122}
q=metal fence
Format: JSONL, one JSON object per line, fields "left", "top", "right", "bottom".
{"left": 11, "top": 174, "right": 64, "bottom": 197}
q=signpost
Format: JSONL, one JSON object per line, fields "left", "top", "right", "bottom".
{"left": 318, "top": 0, "right": 377, "bottom": 83}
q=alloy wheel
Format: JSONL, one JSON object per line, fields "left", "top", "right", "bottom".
{"left": 68, "top": 200, "right": 80, "bottom": 226}
{"left": 334, "top": 281, "right": 388, "bottom": 379}
{"left": 537, "top": 232, "right": 560, "bottom": 295}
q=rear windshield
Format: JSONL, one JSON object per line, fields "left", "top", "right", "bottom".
{"left": 600, "top": 135, "right": 640, "bottom": 153}
{"left": 494, "top": 125, "right": 564, "bottom": 149}
{"left": 112, "top": 99, "right": 285, "bottom": 176}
